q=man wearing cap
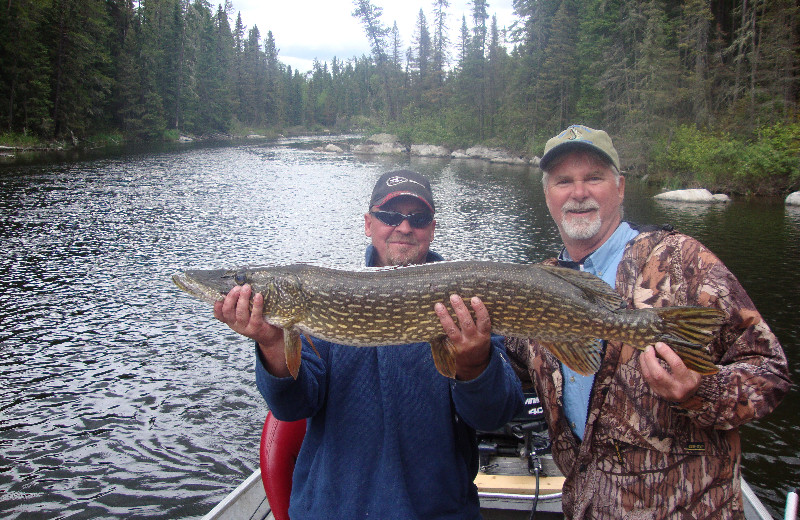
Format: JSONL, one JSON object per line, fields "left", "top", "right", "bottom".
{"left": 215, "top": 169, "right": 523, "bottom": 519}
{"left": 505, "top": 125, "right": 790, "bottom": 519}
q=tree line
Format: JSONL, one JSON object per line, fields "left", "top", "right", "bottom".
{"left": 1, "top": 0, "right": 798, "bottom": 191}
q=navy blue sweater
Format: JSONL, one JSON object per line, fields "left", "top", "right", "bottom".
{"left": 255, "top": 248, "right": 523, "bottom": 519}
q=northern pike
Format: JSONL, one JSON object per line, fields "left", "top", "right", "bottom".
{"left": 172, "top": 261, "right": 724, "bottom": 379}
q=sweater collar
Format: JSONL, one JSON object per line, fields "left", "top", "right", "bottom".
{"left": 364, "top": 244, "right": 445, "bottom": 267}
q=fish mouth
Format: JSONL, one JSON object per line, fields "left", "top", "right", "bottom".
{"left": 172, "top": 272, "right": 190, "bottom": 292}
{"left": 172, "top": 271, "right": 226, "bottom": 305}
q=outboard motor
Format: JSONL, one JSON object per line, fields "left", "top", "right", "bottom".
{"left": 476, "top": 390, "right": 550, "bottom": 476}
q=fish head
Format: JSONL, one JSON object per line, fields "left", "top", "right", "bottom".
{"left": 227, "top": 266, "right": 310, "bottom": 326}
{"left": 255, "top": 270, "right": 308, "bottom": 319}
{"left": 173, "top": 265, "right": 308, "bottom": 325}
{"left": 172, "top": 268, "right": 241, "bottom": 305}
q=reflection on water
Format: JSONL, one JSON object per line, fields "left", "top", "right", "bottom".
{"left": 653, "top": 198, "right": 730, "bottom": 220}
{"left": 0, "top": 140, "right": 797, "bottom": 519}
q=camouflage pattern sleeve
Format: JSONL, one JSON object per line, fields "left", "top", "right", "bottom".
{"left": 503, "top": 336, "right": 535, "bottom": 389}
{"left": 623, "top": 233, "right": 792, "bottom": 430}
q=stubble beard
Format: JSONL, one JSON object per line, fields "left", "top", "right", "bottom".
{"left": 560, "top": 200, "right": 602, "bottom": 240}
{"left": 385, "top": 239, "right": 424, "bottom": 266}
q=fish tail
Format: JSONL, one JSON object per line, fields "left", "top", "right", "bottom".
{"left": 430, "top": 335, "right": 457, "bottom": 379}
{"left": 653, "top": 307, "right": 725, "bottom": 375}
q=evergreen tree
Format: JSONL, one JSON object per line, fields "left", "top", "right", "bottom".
{"left": 0, "top": 0, "right": 53, "bottom": 135}
{"left": 162, "top": 0, "right": 189, "bottom": 130}
{"left": 47, "top": 0, "right": 113, "bottom": 138}
{"left": 457, "top": 15, "right": 469, "bottom": 67}
{"left": 233, "top": 12, "right": 246, "bottom": 121}
{"left": 352, "top": 0, "right": 396, "bottom": 120}
{"left": 680, "top": 0, "right": 714, "bottom": 125}
{"left": 264, "top": 30, "right": 283, "bottom": 126}
{"left": 536, "top": 0, "right": 580, "bottom": 132}
{"left": 486, "top": 15, "right": 508, "bottom": 137}
{"left": 410, "top": 9, "right": 433, "bottom": 108}
{"left": 431, "top": 0, "right": 449, "bottom": 87}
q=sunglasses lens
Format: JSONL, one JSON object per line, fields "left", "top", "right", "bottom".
{"left": 374, "top": 211, "right": 404, "bottom": 226}
{"left": 372, "top": 211, "right": 433, "bottom": 228}
{"left": 408, "top": 213, "right": 433, "bottom": 228}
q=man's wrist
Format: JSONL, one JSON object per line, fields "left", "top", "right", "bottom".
{"left": 455, "top": 349, "right": 492, "bottom": 381}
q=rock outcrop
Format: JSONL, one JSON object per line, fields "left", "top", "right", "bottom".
{"left": 785, "top": 191, "right": 800, "bottom": 206}
{"left": 654, "top": 189, "right": 731, "bottom": 203}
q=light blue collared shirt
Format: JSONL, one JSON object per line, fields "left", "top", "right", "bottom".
{"left": 557, "top": 222, "right": 640, "bottom": 440}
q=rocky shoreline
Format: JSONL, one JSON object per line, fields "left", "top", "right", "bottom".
{"left": 313, "top": 133, "right": 537, "bottom": 166}
{"left": 8, "top": 131, "right": 798, "bottom": 205}
{"left": 314, "top": 134, "right": 800, "bottom": 206}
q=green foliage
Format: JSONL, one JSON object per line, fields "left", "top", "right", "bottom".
{"left": 163, "top": 129, "right": 181, "bottom": 142}
{"left": 0, "top": 0, "right": 798, "bottom": 198}
{"left": 388, "top": 107, "right": 446, "bottom": 147}
{"left": 743, "top": 124, "right": 800, "bottom": 182}
{"left": 0, "top": 132, "right": 43, "bottom": 148}
{"left": 651, "top": 123, "right": 800, "bottom": 192}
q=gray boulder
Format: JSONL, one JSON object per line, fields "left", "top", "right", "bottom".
{"left": 654, "top": 189, "right": 730, "bottom": 203}
{"left": 324, "top": 143, "right": 344, "bottom": 153}
{"left": 410, "top": 144, "right": 451, "bottom": 157}
{"left": 785, "top": 191, "right": 800, "bottom": 206}
{"left": 352, "top": 142, "right": 406, "bottom": 155}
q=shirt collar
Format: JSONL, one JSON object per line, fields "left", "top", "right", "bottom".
{"left": 558, "top": 221, "right": 639, "bottom": 277}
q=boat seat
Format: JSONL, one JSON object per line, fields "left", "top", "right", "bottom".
{"left": 259, "top": 412, "right": 307, "bottom": 520}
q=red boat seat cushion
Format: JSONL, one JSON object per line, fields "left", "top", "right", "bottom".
{"left": 259, "top": 412, "right": 307, "bottom": 520}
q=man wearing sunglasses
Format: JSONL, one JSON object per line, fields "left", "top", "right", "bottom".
{"left": 215, "top": 169, "right": 523, "bottom": 519}
{"left": 364, "top": 170, "right": 440, "bottom": 268}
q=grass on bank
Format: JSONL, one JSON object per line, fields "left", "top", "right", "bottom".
{"left": 0, "top": 132, "right": 46, "bottom": 149}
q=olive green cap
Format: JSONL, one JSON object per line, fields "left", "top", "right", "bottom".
{"left": 540, "top": 125, "right": 620, "bottom": 171}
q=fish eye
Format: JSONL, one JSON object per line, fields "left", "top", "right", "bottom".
{"left": 234, "top": 271, "right": 247, "bottom": 285}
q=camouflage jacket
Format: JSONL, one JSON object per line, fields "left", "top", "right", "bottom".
{"left": 506, "top": 229, "right": 791, "bottom": 519}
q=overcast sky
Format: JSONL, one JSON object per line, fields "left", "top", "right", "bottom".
{"left": 230, "top": 0, "right": 517, "bottom": 73}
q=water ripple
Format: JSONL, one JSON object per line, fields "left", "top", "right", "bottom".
{"left": 0, "top": 142, "right": 797, "bottom": 518}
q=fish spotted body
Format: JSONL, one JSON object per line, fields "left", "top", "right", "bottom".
{"left": 173, "top": 261, "right": 723, "bottom": 379}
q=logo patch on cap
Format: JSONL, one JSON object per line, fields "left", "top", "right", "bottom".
{"left": 386, "top": 175, "right": 426, "bottom": 188}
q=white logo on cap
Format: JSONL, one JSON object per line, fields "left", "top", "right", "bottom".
{"left": 386, "top": 175, "right": 425, "bottom": 188}
{"left": 568, "top": 127, "right": 582, "bottom": 140}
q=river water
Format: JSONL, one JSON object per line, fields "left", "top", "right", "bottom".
{"left": 1, "top": 137, "right": 797, "bottom": 519}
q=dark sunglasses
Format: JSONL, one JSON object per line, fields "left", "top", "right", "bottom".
{"left": 370, "top": 210, "right": 434, "bottom": 228}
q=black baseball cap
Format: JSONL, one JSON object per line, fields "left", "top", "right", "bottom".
{"left": 369, "top": 170, "right": 435, "bottom": 212}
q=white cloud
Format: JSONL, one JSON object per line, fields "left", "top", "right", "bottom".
{"left": 230, "top": 0, "right": 516, "bottom": 73}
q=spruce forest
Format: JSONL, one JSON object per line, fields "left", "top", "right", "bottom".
{"left": 1, "top": 0, "right": 799, "bottom": 194}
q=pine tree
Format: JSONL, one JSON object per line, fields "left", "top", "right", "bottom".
{"left": 264, "top": 30, "right": 282, "bottom": 126}
{"left": 680, "top": 0, "right": 714, "bottom": 125}
{"left": 352, "top": 0, "right": 396, "bottom": 120}
{"left": 410, "top": 9, "right": 433, "bottom": 108}
{"left": 48, "top": 0, "right": 113, "bottom": 138}
{"left": 0, "top": 0, "right": 53, "bottom": 135}
{"left": 431, "top": 0, "right": 449, "bottom": 87}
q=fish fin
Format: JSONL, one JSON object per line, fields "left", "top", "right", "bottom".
{"left": 539, "top": 337, "right": 603, "bottom": 376}
{"left": 539, "top": 264, "right": 626, "bottom": 311}
{"left": 653, "top": 306, "right": 725, "bottom": 375}
{"left": 430, "top": 335, "right": 457, "bottom": 379}
{"left": 306, "top": 335, "right": 321, "bottom": 358}
{"left": 284, "top": 328, "right": 302, "bottom": 379}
